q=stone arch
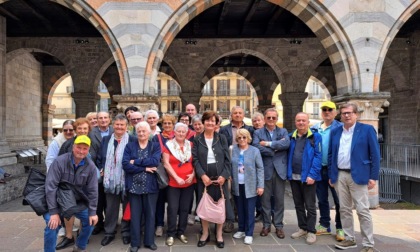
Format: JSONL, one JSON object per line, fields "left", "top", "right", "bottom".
{"left": 145, "top": 0, "right": 356, "bottom": 96}
{"left": 380, "top": 56, "right": 408, "bottom": 92}
{"left": 48, "top": 0, "right": 130, "bottom": 94}
{"left": 160, "top": 60, "right": 181, "bottom": 85}
{"left": 375, "top": 2, "right": 420, "bottom": 92}
{"left": 46, "top": 72, "right": 70, "bottom": 105}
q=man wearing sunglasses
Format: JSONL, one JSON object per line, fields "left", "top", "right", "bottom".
{"left": 128, "top": 111, "right": 144, "bottom": 136}
{"left": 252, "top": 108, "right": 290, "bottom": 239}
{"left": 310, "top": 101, "right": 344, "bottom": 241}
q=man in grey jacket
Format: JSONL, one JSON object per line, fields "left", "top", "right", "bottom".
{"left": 252, "top": 108, "right": 290, "bottom": 239}
{"left": 44, "top": 135, "right": 98, "bottom": 252}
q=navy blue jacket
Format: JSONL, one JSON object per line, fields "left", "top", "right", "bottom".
{"left": 219, "top": 122, "right": 254, "bottom": 146}
{"left": 122, "top": 141, "right": 161, "bottom": 193}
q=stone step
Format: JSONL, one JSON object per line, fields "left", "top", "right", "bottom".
{"left": 0, "top": 172, "right": 28, "bottom": 204}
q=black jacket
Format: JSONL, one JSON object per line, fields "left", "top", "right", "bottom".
{"left": 219, "top": 122, "right": 254, "bottom": 146}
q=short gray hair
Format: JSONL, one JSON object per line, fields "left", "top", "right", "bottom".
{"left": 252, "top": 112, "right": 264, "bottom": 120}
{"left": 113, "top": 113, "right": 128, "bottom": 124}
{"left": 144, "top": 110, "right": 159, "bottom": 120}
{"left": 174, "top": 122, "right": 189, "bottom": 131}
{"left": 135, "top": 121, "right": 151, "bottom": 133}
{"left": 230, "top": 106, "right": 244, "bottom": 114}
{"left": 191, "top": 114, "right": 202, "bottom": 124}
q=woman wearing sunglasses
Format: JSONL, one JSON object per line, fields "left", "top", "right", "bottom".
{"left": 45, "top": 119, "right": 75, "bottom": 171}
{"left": 231, "top": 128, "right": 264, "bottom": 245}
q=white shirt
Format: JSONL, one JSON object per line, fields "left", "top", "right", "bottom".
{"left": 205, "top": 138, "right": 216, "bottom": 164}
{"left": 337, "top": 124, "right": 355, "bottom": 169}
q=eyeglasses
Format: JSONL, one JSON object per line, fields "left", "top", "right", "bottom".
{"left": 63, "top": 129, "right": 74, "bottom": 132}
{"left": 180, "top": 119, "right": 189, "bottom": 122}
{"left": 341, "top": 112, "right": 354, "bottom": 116}
{"left": 163, "top": 122, "right": 173, "bottom": 125}
{"left": 237, "top": 136, "right": 247, "bottom": 140}
{"left": 266, "top": 117, "right": 277, "bottom": 120}
{"left": 322, "top": 108, "right": 333, "bottom": 112}
{"left": 131, "top": 118, "right": 142, "bottom": 121}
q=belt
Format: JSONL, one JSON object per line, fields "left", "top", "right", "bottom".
{"left": 322, "top": 165, "right": 328, "bottom": 169}
{"left": 338, "top": 169, "right": 351, "bottom": 173}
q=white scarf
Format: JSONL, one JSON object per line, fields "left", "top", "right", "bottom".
{"left": 103, "top": 133, "right": 129, "bottom": 194}
{"left": 166, "top": 138, "right": 191, "bottom": 165}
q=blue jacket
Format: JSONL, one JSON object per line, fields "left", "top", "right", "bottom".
{"left": 328, "top": 122, "right": 380, "bottom": 185}
{"left": 97, "top": 134, "right": 137, "bottom": 169}
{"left": 122, "top": 141, "right": 161, "bottom": 193}
{"left": 287, "top": 129, "right": 322, "bottom": 182}
{"left": 219, "top": 122, "right": 254, "bottom": 147}
{"left": 252, "top": 126, "right": 290, "bottom": 180}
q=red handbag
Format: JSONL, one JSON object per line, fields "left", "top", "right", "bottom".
{"left": 122, "top": 202, "right": 131, "bottom": 221}
{"left": 196, "top": 185, "right": 226, "bottom": 224}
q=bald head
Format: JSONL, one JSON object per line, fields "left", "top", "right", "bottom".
{"left": 185, "top": 104, "right": 197, "bottom": 117}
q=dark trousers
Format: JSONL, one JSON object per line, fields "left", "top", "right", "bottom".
{"left": 96, "top": 182, "right": 107, "bottom": 228}
{"left": 166, "top": 185, "right": 195, "bottom": 237}
{"left": 129, "top": 192, "right": 158, "bottom": 247}
{"left": 234, "top": 184, "right": 257, "bottom": 236}
{"left": 155, "top": 187, "right": 167, "bottom": 227}
{"left": 261, "top": 173, "right": 285, "bottom": 229}
{"left": 290, "top": 180, "right": 317, "bottom": 234}
{"left": 316, "top": 168, "right": 341, "bottom": 229}
{"left": 104, "top": 193, "right": 130, "bottom": 237}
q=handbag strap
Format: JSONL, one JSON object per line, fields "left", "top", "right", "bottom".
{"left": 203, "top": 185, "right": 225, "bottom": 199}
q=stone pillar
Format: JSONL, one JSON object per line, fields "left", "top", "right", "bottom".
{"left": 71, "top": 92, "right": 100, "bottom": 118}
{"left": 333, "top": 92, "right": 391, "bottom": 131}
{"left": 279, "top": 92, "right": 308, "bottom": 131}
{"left": 0, "top": 16, "right": 16, "bottom": 166}
{"left": 257, "top": 104, "right": 274, "bottom": 114}
{"left": 42, "top": 104, "right": 56, "bottom": 145}
{"left": 180, "top": 92, "right": 201, "bottom": 113}
{"left": 113, "top": 94, "right": 159, "bottom": 114}
{"left": 333, "top": 92, "right": 390, "bottom": 209}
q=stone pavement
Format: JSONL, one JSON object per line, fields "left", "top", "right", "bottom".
{"left": 0, "top": 195, "right": 419, "bottom": 252}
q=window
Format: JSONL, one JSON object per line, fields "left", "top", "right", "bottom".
{"left": 312, "top": 82, "right": 319, "bottom": 95}
{"left": 313, "top": 102, "right": 319, "bottom": 116}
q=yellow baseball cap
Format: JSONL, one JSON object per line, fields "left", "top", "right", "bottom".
{"left": 321, "top": 101, "right": 336, "bottom": 109}
{"left": 74, "top": 135, "right": 91, "bottom": 146}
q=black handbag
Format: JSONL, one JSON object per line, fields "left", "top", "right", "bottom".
{"left": 22, "top": 168, "right": 48, "bottom": 216}
{"left": 155, "top": 163, "right": 168, "bottom": 189}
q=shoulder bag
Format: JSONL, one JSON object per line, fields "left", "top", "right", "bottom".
{"left": 196, "top": 185, "right": 226, "bottom": 224}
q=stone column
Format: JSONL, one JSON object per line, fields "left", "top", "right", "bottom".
{"left": 333, "top": 92, "right": 391, "bottom": 131}
{"left": 42, "top": 104, "right": 56, "bottom": 145}
{"left": 279, "top": 92, "right": 308, "bottom": 131}
{"left": 333, "top": 92, "right": 390, "bottom": 208}
{"left": 113, "top": 94, "right": 159, "bottom": 114}
{"left": 0, "top": 16, "right": 16, "bottom": 166}
{"left": 71, "top": 92, "right": 100, "bottom": 118}
{"left": 180, "top": 92, "right": 201, "bottom": 113}
{"left": 257, "top": 104, "right": 274, "bottom": 114}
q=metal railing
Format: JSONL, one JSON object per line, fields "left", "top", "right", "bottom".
{"left": 380, "top": 144, "right": 420, "bottom": 179}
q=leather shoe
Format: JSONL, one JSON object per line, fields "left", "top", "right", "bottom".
{"left": 145, "top": 244, "right": 158, "bottom": 250}
{"left": 101, "top": 236, "right": 115, "bottom": 246}
{"left": 260, "top": 227, "right": 270, "bottom": 236}
{"left": 276, "top": 228, "right": 285, "bottom": 239}
{"left": 122, "top": 236, "right": 131, "bottom": 245}
{"left": 197, "top": 235, "right": 210, "bottom": 247}
{"left": 216, "top": 240, "right": 225, "bottom": 249}
{"left": 177, "top": 234, "right": 188, "bottom": 244}
{"left": 55, "top": 236, "right": 74, "bottom": 250}
{"left": 4, "top": 173, "right": 11, "bottom": 178}
{"left": 92, "top": 226, "right": 103, "bottom": 235}
{"left": 130, "top": 247, "right": 139, "bottom": 252}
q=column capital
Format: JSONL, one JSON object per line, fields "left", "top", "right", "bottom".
{"left": 332, "top": 92, "right": 391, "bottom": 123}
{"left": 71, "top": 91, "right": 100, "bottom": 101}
{"left": 113, "top": 94, "right": 159, "bottom": 113}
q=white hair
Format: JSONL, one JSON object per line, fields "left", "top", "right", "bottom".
{"left": 174, "top": 122, "right": 188, "bottom": 131}
{"left": 144, "top": 110, "right": 159, "bottom": 120}
{"left": 135, "top": 121, "right": 151, "bottom": 133}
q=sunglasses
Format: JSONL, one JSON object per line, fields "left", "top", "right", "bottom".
{"left": 322, "top": 108, "right": 333, "bottom": 112}
{"left": 63, "top": 129, "right": 74, "bottom": 132}
{"left": 131, "top": 118, "right": 142, "bottom": 121}
{"left": 237, "top": 136, "right": 247, "bottom": 140}
{"left": 266, "top": 116, "right": 277, "bottom": 120}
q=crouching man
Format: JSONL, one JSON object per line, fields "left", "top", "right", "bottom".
{"left": 44, "top": 135, "right": 98, "bottom": 252}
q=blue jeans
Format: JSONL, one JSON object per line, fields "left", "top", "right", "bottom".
{"left": 43, "top": 209, "right": 94, "bottom": 252}
{"left": 316, "top": 168, "right": 342, "bottom": 229}
{"left": 234, "top": 184, "right": 258, "bottom": 236}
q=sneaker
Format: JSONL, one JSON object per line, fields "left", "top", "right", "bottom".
{"left": 360, "top": 246, "right": 374, "bottom": 252}
{"left": 72, "top": 226, "right": 79, "bottom": 232}
{"left": 195, "top": 216, "right": 200, "bottom": 222}
{"left": 315, "top": 224, "right": 331, "bottom": 235}
{"left": 336, "top": 229, "right": 345, "bottom": 241}
{"left": 291, "top": 229, "right": 307, "bottom": 239}
{"left": 223, "top": 221, "right": 234, "bottom": 233}
{"left": 58, "top": 227, "right": 65, "bottom": 237}
{"left": 233, "top": 231, "right": 245, "bottom": 239}
{"left": 306, "top": 232, "right": 316, "bottom": 245}
{"left": 155, "top": 226, "right": 163, "bottom": 237}
{"left": 335, "top": 240, "right": 357, "bottom": 250}
{"left": 244, "top": 236, "right": 253, "bottom": 245}
{"left": 187, "top": 214, "right": 195, "bottom": 225}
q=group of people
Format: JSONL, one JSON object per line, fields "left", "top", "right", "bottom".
{"left": 42, "top": 101, "right": 379, "bottom": 252}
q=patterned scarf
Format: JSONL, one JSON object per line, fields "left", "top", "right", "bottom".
{"left": 166, "top": 138, "right": 191, "bottom": 165}
{"left": 103, "top": 133, "right": 129, "bottom": 194}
